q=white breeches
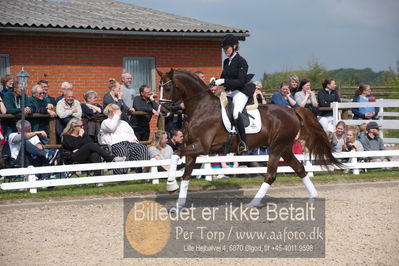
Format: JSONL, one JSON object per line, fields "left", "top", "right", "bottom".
{"left": 227, "top": 90, "right": 248, "bottom": 119}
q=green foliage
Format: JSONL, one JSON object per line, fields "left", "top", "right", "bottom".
{"left": 384, "top": 61, "right": 399, "bottom": 90}
{"left": 261, "top": 59, "right": 399, "bottom": 91}
{"left": 262, "top": 59, "right": 329, "bottom": 91}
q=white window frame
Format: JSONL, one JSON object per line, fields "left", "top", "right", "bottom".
{"left": 123, "top": 57, "right": 156, "bottom": 92}
{"left": 0, "top": 54, "right": 10, "bottom": 78}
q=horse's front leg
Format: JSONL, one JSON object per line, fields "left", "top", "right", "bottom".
{"left": 248, "top": 151, "right": 282, "bottom": 207}
{"left": 173, "top": 154, "right": 197, "bottom": 210}
{"left": 166, "top": 141, "right": 205, "bottom": 192}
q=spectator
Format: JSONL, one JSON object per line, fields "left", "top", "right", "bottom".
{"left": 352, "top": 83, "right": 379, "bottom": 120}
{"left": 326, "top": 131, "right": 334, "bottom": 146}
{"left": 359, "top": 122, "right": 384, "bottom": 151}
{"left": 37, "top": 80, "right": 56, "bottom": 105}
{"left": 253, "top": 81, "right": 267, "bottom": 104}
{"left": 164, "top": 100, "right": 184, "bottom": 134}
{"left": 29, "top": 84, "right": 57, "bottom": 135}
{"left": 271, "top": 81, "right": 298, "bottom": 108}
{"left": 9, "top": 120, "right": 58, "bottom": 179}
{"left": 210, "top": 84, "right": 219, "bottom": 95}
{"left": 99, "top": 104, "right": 150, "bottom": 174}
{"left": 81, "top": 90, "right": 104, "bottom": 142}
{"left": 0, "top": 95, "right": 7, "bottom": 114}
{"left": 0, "top": 94, "right": 6, "bottom": 143}
{"left": 82, "top": 90, "right": 103, "bottom": 116}
{"left": 3, "top": 83, "right": 32, "bottom": 137}
{"left": 167, "top": 128, "right": 183, "bottom": 152}
{"left": 103, "top": 78, "right": 133, "bottom": 122}
{"left": 55, "top": 82, "right": 72, "bottom": 103}
{"left": 1, "top": 74, "right": 15, "bottom": 96}
{"left": 56, "top": 88, "right": 82, "bottom": 136}
{"left": 148, "top": 130, "right": 173, "bottom": 171}
{"left": 211, "top": 153, "right": 239, "bottom": 179}
{"left": 357, "top": 122, "right": 367, "bottom": 140}
{"left": 317, "top": 77, "right": 341, "bottom": 132}
{"left": 131, "top": 84, "right": 159, "bottom": 141}
{"left": 294, "top": 78, "right": 319, "bottom": 117}
{"left": 120, "top": 72, "right": 136, "bottom": 109}
{"left": 332, "top": 121, "right": 346, "bottom": 152}
{"left": 342, "top": 129, "right": 364, "bottom": 152}
{"left": 194, "top": 71, "right": 205, "bottom": 83}
{"left": 61, "top": 118, "right": 125, "bottom": 177}
{"left": 288, "top": 74, "right": 299, "bottom": 94}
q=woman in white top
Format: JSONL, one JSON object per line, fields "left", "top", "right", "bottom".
{"left": 99, "top": 104, "right": 149, "bottom": 173}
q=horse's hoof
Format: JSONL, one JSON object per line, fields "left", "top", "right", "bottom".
{"left": 169, "top": 206, "right": 180, "bottom": 214}
{"left": 167, "top": 180, "right": 179, "bottom": 193}
{"left": 246, "top": 201, "right": 263, "bottom": 208}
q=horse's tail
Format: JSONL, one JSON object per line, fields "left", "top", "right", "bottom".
{"left": 295, "top": 107, "right": 343, "bottom": 169}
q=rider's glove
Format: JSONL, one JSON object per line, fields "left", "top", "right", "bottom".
{"left": 209, "top": 77, "right": 216, "bottom": 84}
{"left": 215, "top": 78, "right": 225, "bottom": 86}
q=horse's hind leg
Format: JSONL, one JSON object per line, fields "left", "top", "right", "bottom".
{"left": 281, "top": 149, "right": 318, "bottom": 198}
{"left": 248, "top": 151, "right": 282, "bottom": 207}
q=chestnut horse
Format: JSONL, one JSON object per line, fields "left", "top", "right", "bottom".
{"left": 158, "top": 69, "right": 341, "bottom": 208}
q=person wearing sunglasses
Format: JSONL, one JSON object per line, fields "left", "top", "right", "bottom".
{"left": 29, "top": 84, "right": 57, "bottom": 136}
{"left": 61, "top": 118, "right": 126, "bottom": 177}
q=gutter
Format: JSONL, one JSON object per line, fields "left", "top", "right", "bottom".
{"left": 0, "top": 26, "right": 250, "bottom": 40}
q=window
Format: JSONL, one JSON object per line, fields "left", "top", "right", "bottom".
{"left": 123, "top": 57, "right": 156, "bottom": 94}
{"left": 0, "top": 54, "right": 10, "bottom": 78}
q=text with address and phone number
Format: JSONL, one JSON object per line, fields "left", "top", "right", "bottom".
{"left": 123, "top": 197, "right": 325, "bottom": 258}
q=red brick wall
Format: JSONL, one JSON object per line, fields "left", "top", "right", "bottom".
{"left": 0, "top": 34, "right": 223, "bottom": 137}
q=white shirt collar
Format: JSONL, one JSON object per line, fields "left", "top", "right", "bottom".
{"left": 228, "top": 52, "right": 237, "bottom": 65}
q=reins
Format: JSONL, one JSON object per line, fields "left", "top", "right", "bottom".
{"left": 159, "top": 75, "right": 215, "bottom": 109}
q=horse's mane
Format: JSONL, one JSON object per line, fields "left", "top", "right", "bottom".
{"left": 172, "top": 69, "right": 208, "bottom": 90}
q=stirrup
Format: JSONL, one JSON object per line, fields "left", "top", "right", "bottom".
{"left": 238, "top": 141, "right": 248, "bottom": 154}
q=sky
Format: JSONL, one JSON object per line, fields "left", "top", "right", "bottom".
{"left": 123, "top": 0, "right": 399, "bottom": 81}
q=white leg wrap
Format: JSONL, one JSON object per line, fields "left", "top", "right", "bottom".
{"left": 248, "top": 182, "right": 270, "bottom": 207}
{"left": 302, "top": 175, "right": 318, "bottom": 198}
{"left": 168, "top": 154, "right": 180, "bottom": 182}
{"left": 177, "top": 180, "right": 189, "bottom": 207}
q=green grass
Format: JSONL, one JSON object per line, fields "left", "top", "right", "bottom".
{"left": 1, "top": 169, "right": 399, "bottom": 201}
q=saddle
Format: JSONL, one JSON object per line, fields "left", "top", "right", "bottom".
{"left": 219, "top": 89, "right": 261, "bottom": 132}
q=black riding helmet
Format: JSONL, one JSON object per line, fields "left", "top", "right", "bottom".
{"left": 220, "top": 34, "right": 239, "bottom": 48}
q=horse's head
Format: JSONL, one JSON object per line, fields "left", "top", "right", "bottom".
{"left": 157, "top": 68, "right": 183, "bottom": 116}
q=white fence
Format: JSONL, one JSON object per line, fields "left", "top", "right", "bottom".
{"left": 1, "top": 150, "right": 399, "bottom": 194}
{"left": 331, "top": 99, "right": 399, "bottom": 143}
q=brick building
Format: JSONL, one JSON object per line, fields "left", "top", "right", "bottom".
{"left": 0, "top": 0, "right": 248, "bottom": 134}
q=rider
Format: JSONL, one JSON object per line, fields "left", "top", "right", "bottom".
{"left": 214, "top": 34, "right": 254, "bottom": 153}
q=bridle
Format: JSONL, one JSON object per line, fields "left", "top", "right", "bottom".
{"left": 159, "top": 79, "right": 174, "bottom": 104}
{"left": 158, "top": 74, "right": 215, "bottom": 113}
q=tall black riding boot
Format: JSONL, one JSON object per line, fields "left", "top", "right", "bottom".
{"left": 235, "top": 114, "right": 248, "bottom": 154}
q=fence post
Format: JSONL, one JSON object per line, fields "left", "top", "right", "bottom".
{"left": 49, "top": 117, "right": 57, "bottom": 145}
{"left": 331, "top": 102, "right": 339, "bottom": 127}
{"left": 378, "top": 99, "right": 384, "bottom": 139}
{"left": 203, "top": 156, "right": 213, "bottom": 181}
{"left": 27, "top": 166, "right": 37, "bottom": 194}
{"left": 150, "top": 158, "right": 159, "bottom": 184}
{"left": 351, "top": 156, "right": 359, "bottom": 175}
